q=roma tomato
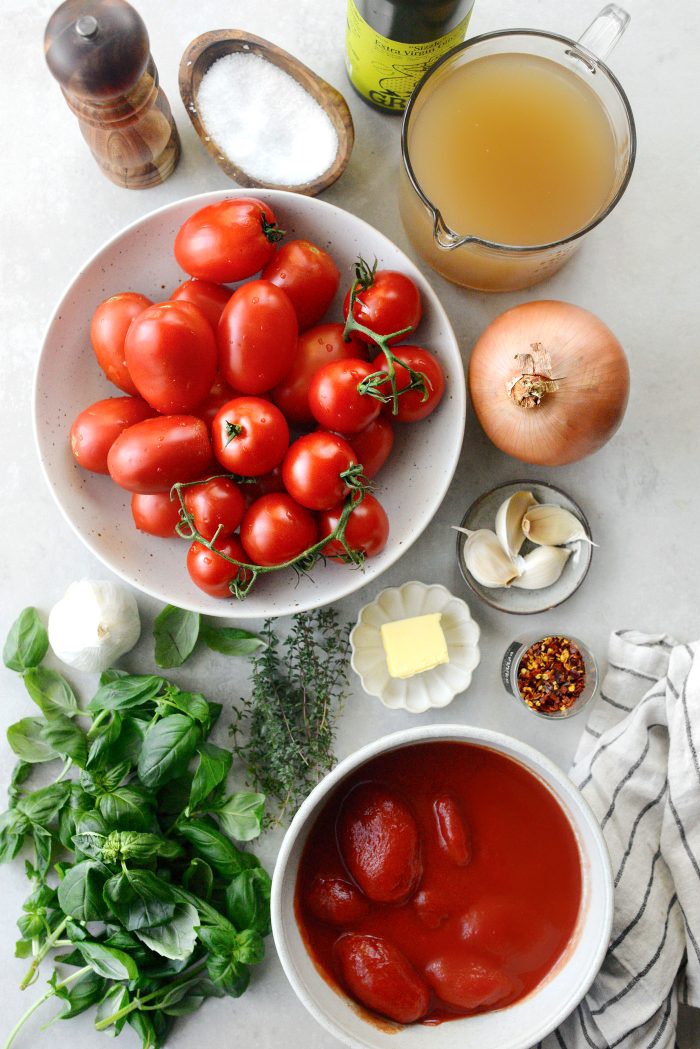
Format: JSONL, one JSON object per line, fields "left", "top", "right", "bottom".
{"left": 424, "top": 952, "right": 514, "bottom": 1012}
{"left": 281, "top": 432, "right": 357, "bottom": 512}
{"left": 212, "top": 397, "right": 289, "bottom": 477}
{"left": 184, "top": 477, "right": 246, "bottom": 540}
{"left": 262, "top": 240, "right": 339, "bottom": 330}
{"left": 131, "top": 491, "right": 182, "bottom": 538}
{"left": 170, "top": 278, "right": 232, "bottom": 330}
{"left": 70, "top": 396, "right": 156, "bottom": 474}
{"left": 337, "top": 783, "right": 422, "bottom": 905}
{"left": 90, "top": 292, "right": 152, "bottom": 395}
{"left": 345, "top": 416, "right": 394, "bottom": 478}
{"left": 319, "top": 493, "right": 389, "bottom": 559}
{"left": 344, "top": 267, "right": 422, "bottom": 345}
{"left": 308, "top": 359, "right": 381, "bottom": 434}
{"left": 371, "top": 345, "right": 445, "bottom": 423}
{"left": 125, "top": 300, "right": 218, "bottom": 414}
{"left": 240, "top": 493, "right": 318, "bottom": 566}
{"left": 218, "top": 280, "right": 298, "bottom": 395}
{"left": 271, "top": 323, "right": 366, "bottom": 426}
{"left": 174, "top": 197, "right": 283, "bottom": 283}
{"left": 335, "top": 934, "right": 430, "bottom": 1024}
{"left": 187, "top": 535, "right": 251, "bottom": 599}
{"left": 305, "top": 875, "right": 370, "bottom": 927}
{"left": 107, "top": 415, "right": 212, "bottom": 494}
{"left": 195, "top": 374, "right": 240, "bottom": 430}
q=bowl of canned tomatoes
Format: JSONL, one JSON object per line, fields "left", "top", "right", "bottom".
{"left": 34, "top": 189, "right": 466, "bottom": 617}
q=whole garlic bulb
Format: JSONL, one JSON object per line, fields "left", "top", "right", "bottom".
{"left": 48, "top": 580, "right": 141, "bottom": 672}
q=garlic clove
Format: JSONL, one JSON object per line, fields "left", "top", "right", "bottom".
{"left": 495, "top": 490, "right": 538, "bottom": 557}
{"left": 460, "top": 528, "right": 521, "bottom": 588}
{"left": 521, "top": 504, "right": 594, "bottom": 547}
{"left": 511, "top": 546, "right": 571, "bottom": 590}
{"left": 48, "top": 579, "right": 141, "bottom": 673}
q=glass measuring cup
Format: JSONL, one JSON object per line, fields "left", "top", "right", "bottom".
{"left": 399, "top": 5, "right": 636, "bottom": 292}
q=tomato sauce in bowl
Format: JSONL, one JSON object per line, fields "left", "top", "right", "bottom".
{"left": 294, "top": 741, "right": 582, "bottom": 1026}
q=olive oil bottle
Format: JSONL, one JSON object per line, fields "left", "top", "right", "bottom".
{"left": 346, "top": 0, "right": 475, "bottom": 112}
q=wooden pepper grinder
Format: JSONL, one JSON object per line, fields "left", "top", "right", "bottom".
{"left": 44, "top": 0, "right": 180, "bottom": 188}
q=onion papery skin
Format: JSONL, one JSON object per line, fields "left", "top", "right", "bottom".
{"left": 468, "top": 300, "right": 630, "bottom": 466}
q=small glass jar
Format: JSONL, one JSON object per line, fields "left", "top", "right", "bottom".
{"left": 501, "top": 633, "right": 598, "bottom": 720}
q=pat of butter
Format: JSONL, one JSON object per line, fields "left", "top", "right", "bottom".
{"left": 380, "top": 613, "right": 449, "bottom": 679}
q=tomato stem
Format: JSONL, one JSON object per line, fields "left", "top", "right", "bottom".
{"left": 260, "top": 212, "right": 286, "bottom": 244}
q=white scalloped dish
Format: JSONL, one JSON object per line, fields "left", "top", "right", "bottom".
{"left": 350, "top": 581, "right": 480, "bottom": 713}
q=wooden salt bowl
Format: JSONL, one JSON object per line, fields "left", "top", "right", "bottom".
{"left": 179, "top": 30, "right": 355, "bottom": 196}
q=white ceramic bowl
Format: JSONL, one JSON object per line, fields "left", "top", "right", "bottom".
{"left": 272, "top": 725, "right": 613, "bottom": 1049}
{"left": 34, "top": 189, "right": 466, "bottom": 618}
{"left": 350, "top": 582, "right": 480, "bottom": 712}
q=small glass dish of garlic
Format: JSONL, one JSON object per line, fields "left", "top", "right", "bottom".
{"left": 455, "top": 481, "right": 594, "bottom": 614}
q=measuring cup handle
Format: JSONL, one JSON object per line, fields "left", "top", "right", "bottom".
{"left": 576, "top": 4, "right": 630, "bottom": 64}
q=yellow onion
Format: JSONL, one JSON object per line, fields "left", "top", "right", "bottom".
{"left": 468, "top": 300, "right": 630, "bottom": 466}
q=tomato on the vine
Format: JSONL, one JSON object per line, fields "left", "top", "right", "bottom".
{"left": 344, "top": 265, "right": 422, "bottom": 345}
{"left": 370, "top": 345, "right": 445, "bottom": 422}
{"left": 320, "top": 494, "right": 389, "bottom": 558}
{"left": 170, "top": 278, "right": 232, "bottom": 330}
{"left": 240, "top": 493, "right": 318, "bottom": 567}
{"left": 212, "top": 396, "right": 289, "bottom": 477}
{"left": 271, "top": 323, "right": 366, "bottom": 426}
{"left": 90, "top": 292, "right": 152, "bottom": 395}
{"left": 282, "top": 432, "right": 358, "bottom": 512}
{"left": 218, "top": 280, "right": 298, "bottom": 395}
{"left": 70, "top": 396, "right": 156, "bottom": 474}
{"left": 131, "top": 491, "right": 182, "bottom": 538}
{"left": 184, "top": 477, "right": 246, "bottom": 540}
{"left": 309, "top": 359, "right": 381, "bottom": 434}
{"left": 187, "top": 535, "right": 251, "bottom": 598}
{"left": 125, "top": 300, "right": 218, "bottom": 414}
{"left": 107, "top": 416, "right": 212, "bottom": 494}
{"left": 343, "top": 416, "right": 394, "bottom": 478}
{"left": 262, "top": 240, "right": 339, "bottom": 331}
{"left": 174, "top": 198, "right": 283, "bottom": 284}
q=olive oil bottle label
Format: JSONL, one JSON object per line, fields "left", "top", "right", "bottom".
{"left": 345, "top": 0, "right": 473, "bottom": 112}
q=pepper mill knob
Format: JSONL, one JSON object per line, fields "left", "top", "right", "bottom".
{"left": 44, "top": 0, "right": 180, "bottom": 188}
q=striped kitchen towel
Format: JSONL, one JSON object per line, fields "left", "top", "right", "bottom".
{"left": 540, "top": 631, "right": 700, "bottom": 1049}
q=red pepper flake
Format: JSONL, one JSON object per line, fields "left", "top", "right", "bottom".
{"left": 517, "top": 636, "right": 586, "bottom": 714}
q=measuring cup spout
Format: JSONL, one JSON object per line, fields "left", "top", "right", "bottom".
{"left": 573, "top": 4, "right": 630, "bottom": 67}
{"left": 432, "top": 210, "right": 473, "bottom": 251}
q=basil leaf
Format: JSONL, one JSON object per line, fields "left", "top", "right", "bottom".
{"left": 15, "top": 939, "right": 32, "bottom": 959}
{"left": 158, "top": 690, "right": 211, "bottom": 724}
{"left": 80, "top": 761, "right": 131, "bottom": 796}
{"left": 206, "top": 952, "right": 250, "bottom": 998}
{"left": 136, "top": 902, "right": 199, "bottom": 960}
{"left": 101, "top": 830, "right": 183, "bottom": 865}
{"left": 183, "top": 858, "right": 213, "bottom": 900}
{"left": 138, "top": 714, "right": 200, "bottom": 790}
{"left": 72, "top": 830, "right": 108, "bottom": 861}
{"left": 97, "top": 786, "right": 154, "bottom": 831}
{"left": 58, "top": 784, "right": 94, "bottom": 851}
{"left": 24, "top": 667, "right": 79, "bottom": 719}
{"left": 16, "top": 781, "right": 71, "bottom": 826}
{"left": 88, "top": 674, "right": 164, "bottom": 715}
{"left": 32, "top": 825, "right": 53, "bottom": 879}
{"left": 0, "top": 809, "right": 30, "bottom": 864}
{"left": 103, "top": 869, "right": 177, "bottom": 931}
{"left": 200, "top": 623, "right": 264, "bottom": 658}
{"left": 57, "top": 860, "right": 109, "bottom": 921}
{"left": 153, "top": 606, "right": 201, "bottom": 668}
{"left": 3, "top": 608, "right": 48, "bottom": 672}
{"left": 225, "top": 867, "right": 272, "bottom": 935}
{"left": 85, "top": 713, "right": 123, "bottom": 769}
{"left": 40, "top": 714, "right": 88, "bottom": 768}
{"left": 95, "top": 984, "right": 129, "bottom": 1034}
{"left": 176, "top": 819, "right": 247, "bottom": 880}
{"left": 57, "top": 969, "right": 108, "bottom": 1019}
{"left": 215, "top": 791, "right": 265, "bottom": 842}
{"left": 7, "top": 717, "right": 58, "bottom": 764}
{"left": 77, "top": 940, "right": 139, "bottom": 981}
{"left": 127, "top": 1011, "right": 162, "bottom": 1049}
{"left": 188, "top": 742, "right": 232, "bottom": 813}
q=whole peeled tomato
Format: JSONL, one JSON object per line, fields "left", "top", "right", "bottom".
{"left": 131, "top": 491, "right": 182, "bottom": 538}
{"left": 174, "top": 197, "right": 283, "bottom": 284}
{"left": 281, "top": 431, "right": 358, "bottom": 512}
{"left": 370, "top": 345, "right": 445, "bottom": 423}
{"left": 308, "top": 358, "right": 381, "bottom": 434}
{"left": 187, "top": 535, "right": 251, "bottom": 599}
{"left": 218, "top": 280, "right": 298, "bottom": 395}
{"left": 70, "top": 396, "right": 156, "bottom": 474}
{"left": 262, "top": 240, "right": 340, "bottom": 331}
{"left": 240, "top": 493, "right": 318, "bottom": 567}
{"left": 107, "top": 415, "right": 212, "bottom": 494}
{"left": 170, "top": 278, "right": 232, "bottom": 330}
{"left": 305, "top": 875, "right": 370, "bottom": 927}
{"left": 90, "top": 291, "right": 152, "bottom": 395}
{"left": 272, "top": 323, "right": 366, "bottom": 426}
{"left": 334, "top": 934, "right": 430, "bottom": 1024}
{"left": 460, "top": 896, "right": 560, "bottom": 973}
{"left": 424, "top": 952, "right": 515, "bottom": 1012}
{"left": 320, "top": 493, "right": 389, "bottom": 558}
{"left": 344, "top": 267, "right": 422, "bottom": 345}
{"left": 184, "top": 477, "right": 246, "bottom": 541}
{"left": 212, "top": 396, "right": 289, "bottom": 477}
{"left": 337, "top": 783, "right": 422, "bottom": 904}
{"left": 125, "top": 300, "right": 217, "bottom": 414}
{"left": 345, "top": 416, "right": 394, "bottom": 478}
{"left": 433, "top": 794, "right": 471, "bottom": 867}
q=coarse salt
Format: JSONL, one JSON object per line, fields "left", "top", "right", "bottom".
{"left": 197, "top": 52, "right": 339, "bottom": 186}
